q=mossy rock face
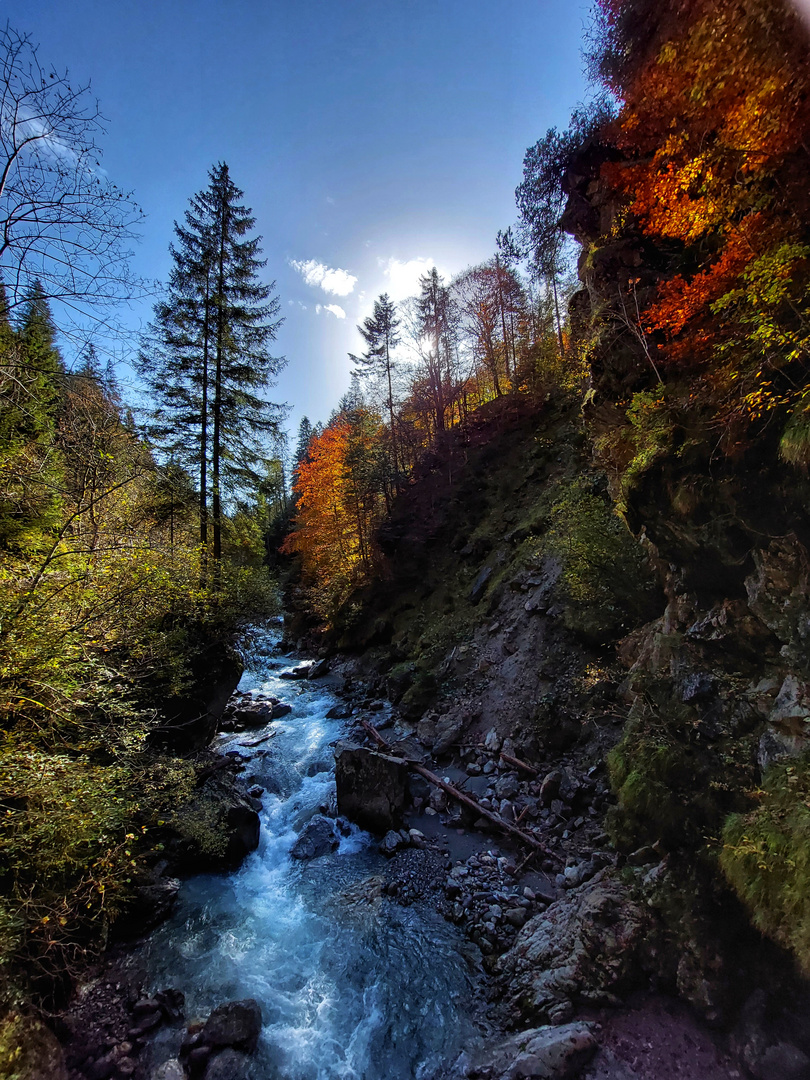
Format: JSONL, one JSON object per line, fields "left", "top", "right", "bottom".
{"left": 606, "top": 679, "right": 759, "bottom": 853}
{"left": 542, "top": 476, "right": 662, "bottom": 644}
{"left": 721, "top": 752, "right": 810, "bottom": 974}
{"left": 0, "top": 1013, "right": 66, "bottom": 1080}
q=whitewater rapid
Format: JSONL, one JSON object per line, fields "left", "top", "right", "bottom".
{"left": 136, "top": 627, "right": 485, "bottom": 1080}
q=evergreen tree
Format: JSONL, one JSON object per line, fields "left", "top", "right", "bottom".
{"left": 139, "top": 163, "right": 286, "bottom": 568}
{"left": 294, "top": 416, "right": 314, "bottom": 469}
{"left": 0, "top": 283, "right": 64, "bottom": 549}
{"left": 351, "top": 293, "right": 401, "bottom": 483}
{"left": 415, "top": 268, "right": 457, "bottom": 432}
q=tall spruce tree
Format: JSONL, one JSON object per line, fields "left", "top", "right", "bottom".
{"left": 351, "top": 293, "right": 401, "bottom": 484}
{"left": 139, "top": 163, "right": 285, "bottom": 568}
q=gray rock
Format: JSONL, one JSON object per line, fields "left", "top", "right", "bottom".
{"left": 308, "top": 658, "right": 330, "bottom": 679}
{"left": 539, "top": 770, "right": 563, "bottom": 806}
{"left": 204, "top": 1047, "right": 252, "bottom": 1079}
{"left": 290, "top": 815, "right": 339, "bottom": 860}
{"left": 230, "top": 702, "right": 274, "bottom": 728}
{"left": 279, "top": 664, "right": 311, "bottom": 680}
{"left": 471, "top": 1022, "right": 597, "bottom": 1079}
{"left": 497, "top": 874, "right": 648, "bottom": 1025}
{"left": 334, "top": 742, "right": 409, "bottom": 833}
{"left": 379, "top": 829, "right": 405, "bottom": 855}
{"left": 485, "top": 728, "right": 503, "bottom": 753}
{"left": 201, "top": 999, "right": 262, "bottom": 1054}
{"left": 754, "top": 1042, "right": 810, "bottom": 1079}
{"left": 494, "top": 774, "right": 520, "bottom": 800}
{"left": 433, "top": 712, "right": 467, "bottom": 755}
{"left": 152, "top": 1062, "right": 185, "bottom": 1080}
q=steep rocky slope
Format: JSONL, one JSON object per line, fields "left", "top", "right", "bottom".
{"left": 320, "top": 379, "right": 810, "bottom": 1075}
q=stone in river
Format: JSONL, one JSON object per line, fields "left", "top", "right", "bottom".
{"left": 201, "top": 999, "right": 262, "bottom": 1054}
{"left": 290, "top": 815, "right": 339, "bottom": 860}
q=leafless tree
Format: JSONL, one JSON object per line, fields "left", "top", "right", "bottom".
{"left": 0, "top": 24, "right": 145, "bottom": 334}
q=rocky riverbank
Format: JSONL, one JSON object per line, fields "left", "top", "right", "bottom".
{"left": 50, "top": 631, "right": 810, "bottom": 1080}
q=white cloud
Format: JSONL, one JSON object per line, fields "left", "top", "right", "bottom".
{"left": 323, "top": 304, "right": 346, "bottom": 319}
{"left": 289, "top": 258, "right": 357, "bottom": 297}
{"left": 379, "top": 256, "right": 445, "bottom": 303}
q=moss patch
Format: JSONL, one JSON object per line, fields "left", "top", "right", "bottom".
{"left": 721, "top": 753, "right": 810, "bottom": 973}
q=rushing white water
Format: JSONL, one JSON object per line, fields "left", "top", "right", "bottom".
{"left": 136, "top": 628, "right": 485, "bottom": 1079}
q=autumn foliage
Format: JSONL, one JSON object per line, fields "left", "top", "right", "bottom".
{"left": 593, "top": 0, "right": 810, "bottom": 435}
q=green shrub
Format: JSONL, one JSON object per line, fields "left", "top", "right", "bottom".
{"left": 721, "top": 754, "right": 810, "bottom": 973}
{"left": 543, "top": 476, "right": 659, "bottom": 641}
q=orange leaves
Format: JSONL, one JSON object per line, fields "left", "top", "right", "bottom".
{"left": 605, "top": 0, "right": 810, "bottom": 245}
{"left": 282, "top": 409, "right": 386, "bottom": 619}
{"left": 643, "top": 216, "right": 767, "bottom": 353}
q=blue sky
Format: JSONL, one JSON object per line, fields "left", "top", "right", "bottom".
{"left": 4, "top": 0, "right": 591, "bottom": 434}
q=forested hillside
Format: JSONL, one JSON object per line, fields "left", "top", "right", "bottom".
{"left": 5, "top": 0, "right": 810, "bottom": 1076}
{"left": 278, "top": 0, "right": 810, "bottom": 1025}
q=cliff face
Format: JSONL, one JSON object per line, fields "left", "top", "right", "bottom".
{"left": 564, "top": 137, "right": 810, "bottom": 980}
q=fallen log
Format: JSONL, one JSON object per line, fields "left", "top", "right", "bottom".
{"left": 361, "top": 720, "right": 561, "bottom": 863}
{"left": 499, "top": 752, "right": 539, "bottom": 777}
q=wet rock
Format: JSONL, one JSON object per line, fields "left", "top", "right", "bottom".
{"left": 308, "top": 658, "right": 330, "bottom": 679}
{"left": 497, "top": 874, "right": 648, "bottom": 1025}
{"left": 204, "top": 1048, "right": 252, "bottom": 1080}
{"left": 290, "top": 815, "right": 339, "bottom": 860}
{"left": 187, "top": 1045, "right": 212, "bottom": 1070}
{"left": 152, "top": 1062, "right": 184, "bottom": 1080}
{"left": 380, "top": 829, "right": 406, "bottom": 855}
{"left": 470, "top": 1022, "right": 597, "bottom": 1079}
{"left": 279, "top": 663, "right": 311, "bottom": 680}
{"left": 334, "top": 742, "right": 409, "bottom": 833}
{"left": 326, "top": 703, "right": 352, "bottom": 720}
{"left": 201, "top": 999, "right": 262, "bottom": 1054}
{"left": 229, "top": 701, "right": 275, "bottom": 728}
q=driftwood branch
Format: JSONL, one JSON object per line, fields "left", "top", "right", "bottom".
{"left": 500, "top": 752, "right": 539, "bottom": 777}
{"left": 361, "top": 720, "right": 561, "bottom": 862}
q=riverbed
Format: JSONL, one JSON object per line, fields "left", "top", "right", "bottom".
{"left": 134, "top": 627, "right": 487, "bottom": 1080}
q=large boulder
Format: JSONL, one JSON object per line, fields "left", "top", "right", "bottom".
{"left": 157, "top": 647, "right": 243, "bottom": 751}
{"left": 201, "top": 999, "right": 262, "bottom": 1054}
{"left": 496, "top": 872, "right": 649, "bottom": 1025}
{"left": 204, "top": 1048, "right": 252, "bottom": 1079}
{"left": 334, "top": 742, "right": 409, "bottom": 833}
{"left": 470, "top": 1023, "right": 597, "bottom": 1080}
{"left": 290, "top": 815, "right": 339, "bottom": 859}
{"left": 165, "top": 767, "right": 260, "bottom": 873}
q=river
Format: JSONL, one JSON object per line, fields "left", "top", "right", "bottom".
{"left": 134, "top": 627, "right": 487, "bottom": 1080}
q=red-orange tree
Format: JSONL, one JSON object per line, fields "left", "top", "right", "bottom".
{"left": 594, "top": 0, "right": 810, "bottom": 442}
{"left": 282, "top": 406, "right": 386, "bottom": 618}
